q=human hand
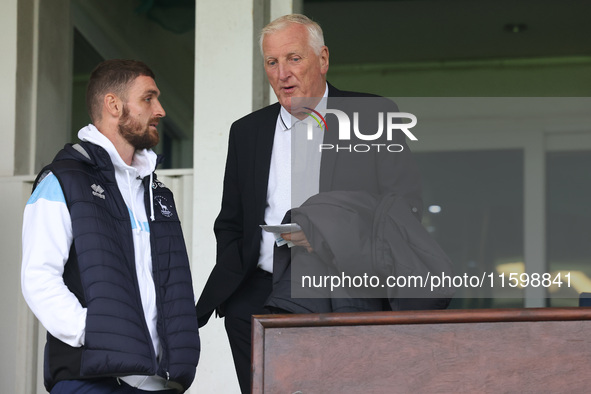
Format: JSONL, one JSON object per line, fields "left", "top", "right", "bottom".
{"left": 281, "top": 230, "right": 313, "bottom": 253}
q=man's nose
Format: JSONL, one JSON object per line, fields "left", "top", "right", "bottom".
{"left": 154, "top": 99, "right": 166, "bottom": 118}
{"left": 278, "top": 62, "right": 291, "bottom": 81}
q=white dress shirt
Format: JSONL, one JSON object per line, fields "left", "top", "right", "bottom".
{"left": 258, "top": 84, "right": 328, "bottom": 272}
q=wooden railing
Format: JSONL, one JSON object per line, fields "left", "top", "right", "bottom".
{"left": 252, "top": 307, "right": 591, "bottom": 393}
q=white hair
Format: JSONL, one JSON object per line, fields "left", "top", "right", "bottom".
{"left": 259, "top": 14, "right": 325, "bottom": 55}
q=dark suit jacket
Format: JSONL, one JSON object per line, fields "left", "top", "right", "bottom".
{"left": 196, "top": 83, "right": 422, "bottom": 326}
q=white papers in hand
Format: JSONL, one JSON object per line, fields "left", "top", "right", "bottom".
{"left": 260, "top": 223, "right": 302, "bottom": 247}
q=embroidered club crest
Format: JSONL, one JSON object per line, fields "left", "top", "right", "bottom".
{"left": 154, "top": 196, "right": 173, "bottom": 218}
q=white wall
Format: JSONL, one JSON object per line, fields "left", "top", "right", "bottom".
{"left": 191, "top": 1, "right": 298, "bottom": 392}
{"left": 0, "top": 1, "right": 34, "bottom": 393}
{"left": 1, "top": 177, "right": 38, "bottom": 394}
{"left": 0, "top": 0, "right": 17, "bottom": 176}
{"left": 192, "top": 1, "right": 257, "bottom": 391}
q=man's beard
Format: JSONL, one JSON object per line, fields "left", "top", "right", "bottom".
{"left": 118, "top": 105, "right": 160, "bottom": 150}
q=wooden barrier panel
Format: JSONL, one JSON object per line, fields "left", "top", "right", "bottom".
{"left": 252, "top": 308, "right": 591, "bottom": 393}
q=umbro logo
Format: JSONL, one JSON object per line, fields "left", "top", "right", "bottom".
{"left": 91, "top": 184, "right": 106, "bottom": 199}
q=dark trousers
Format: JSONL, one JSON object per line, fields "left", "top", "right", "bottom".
{"left": 223, "top": 269, "right": 272, "bottom": 394}
{"left": 50, "top": 378, "right": 178, "bottom": 394}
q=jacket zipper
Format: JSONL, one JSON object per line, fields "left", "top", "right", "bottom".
{"left": 124, "top": 180, "right": 159, "bottom": 373}
{"left": 144, "top": 176, "right": 170, "bottom": 380}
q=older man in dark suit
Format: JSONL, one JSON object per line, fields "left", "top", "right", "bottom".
{"left": 196, "top": 14, "right": 423, "bottom": 393}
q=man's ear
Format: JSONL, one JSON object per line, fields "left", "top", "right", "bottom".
{"left": 320, "top": 46, "right": 329, "bottom": 75}
{"left": 104, "top": 93, "right": 122, "bottom": 118}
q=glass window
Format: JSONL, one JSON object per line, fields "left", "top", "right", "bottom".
{"left": 547, "top": 150, "right": 591, "bottom": 307}
{"left": 415, "top": 150, "right": 524, "bottom": 309}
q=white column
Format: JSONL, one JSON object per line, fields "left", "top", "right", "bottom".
{"left": 0, "top": 0, "right": 18, "bottom": 176}
{"left": 271, "top": 0, "right": 302, "bottom": 19}
{"left": 193, "top": 2, "right": 304, "bottom": 391}
{"left": 524, "top": 131, "right": 547, "bottom": 307}
{"left": 192, "top": 1, "right": 261, "bottom": 392}
{"left": 0, "top": 1, "right": 33, "bottom": 393}
{"left": 9, "top": 1, "right": 72, "bottom": 393}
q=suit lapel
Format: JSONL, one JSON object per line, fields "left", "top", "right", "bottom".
{"left": 254, "top": 104, "right": 281, "bottom": 219}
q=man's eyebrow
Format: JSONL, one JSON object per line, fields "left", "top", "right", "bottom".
{"left": 265, "top": 52, "right": 300, "bottom": 60}
{"left": 144, "top": 89, "right": 160, "bottom": 96}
